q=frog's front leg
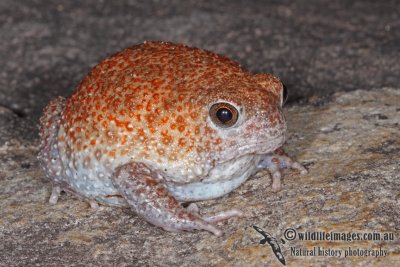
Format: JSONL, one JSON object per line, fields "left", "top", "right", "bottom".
{"left": 258, "top": 148, "right": 307, "bottom": 191}
{"left": 111, "top": 162, "right": 242, "bottom": 236}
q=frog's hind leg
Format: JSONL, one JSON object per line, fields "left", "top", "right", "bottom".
{"left": 111, "top": 162, "right": 242, "bottom": 236}
{"left": 37, "top": 97, "right": 67, "bottom": 204}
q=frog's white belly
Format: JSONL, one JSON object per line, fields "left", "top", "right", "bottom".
{"left": 167, "top": 155, "right": 260, "bottom": 201}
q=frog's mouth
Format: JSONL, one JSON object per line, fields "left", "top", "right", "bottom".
{"left": 214, "top": 113, "right": 288, "bottom": 163}
{"left": 218, "top": 135, "right": 286, "bottom": 163}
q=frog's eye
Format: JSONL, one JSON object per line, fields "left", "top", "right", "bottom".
{"left": 281, "top": 82, "right": 288, "bottom": 106}
{"left": 209, "top": 103, "right": 239, "bottom": 128}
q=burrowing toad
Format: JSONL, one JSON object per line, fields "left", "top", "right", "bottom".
{"left": 38, "top": 41, "right": 307, "bottom": 236}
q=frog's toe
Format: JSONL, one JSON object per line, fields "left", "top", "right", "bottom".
{"left": 190, "top": 219, "right": 223, "bottom": 236}
{"left": 291, "top": 161, "right": 308, "bottom": 175}
{"left": 49, "top": 185, "right": 62, "bottom": 204}
{"left": 185, "top": 204, "right": 243, "bottom": 235}
{"left": 186, "top": 202, "right": 200, "bottom": 213}
{"left": 270, "top": 169, "right": 283, "bottom": 191}
{"left": 89, "top": 199, "right": 100, "bottom": 209}
{"left": 203, "top": 209, "right": 243, "bottom": 223}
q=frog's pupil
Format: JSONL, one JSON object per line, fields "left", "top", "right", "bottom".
{"left": 216, "top": 108, "right": 232, "bottom": 123}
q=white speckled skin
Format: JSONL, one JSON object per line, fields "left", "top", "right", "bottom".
{"left": 38, "top": 42, "right": 307, "bottom": 235}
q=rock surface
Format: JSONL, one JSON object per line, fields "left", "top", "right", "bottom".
{"left": 1, "top": 0, "right": 399, "bottom": 266}
{"left": 1, "top": 88, "right": 399, "bottom": 266}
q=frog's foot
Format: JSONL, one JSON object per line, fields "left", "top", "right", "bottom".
{"left": 49, "top": 183, "right": 99, "bottom": 209}
{"left": 258, "top": 148, "right": 307, "bottom": 191}
{"left": 111, "top": 162, "right": 242, "bottom": 236}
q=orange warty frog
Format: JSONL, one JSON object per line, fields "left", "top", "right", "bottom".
{"left": 38, "top": 41, "right": 307, "bottom": 236}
